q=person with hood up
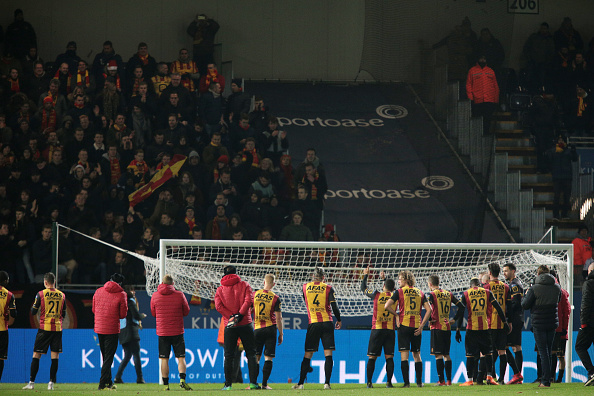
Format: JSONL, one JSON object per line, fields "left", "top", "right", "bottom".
{"left": 92, "top": 273, "right": 128, "bottom": 391}
{"left": 150, "top": 274, "right": 192, "bottom": 391}
{"left": 521, "top": 265, "right": 561, "bottom": 388}
{"left": 215, "top": 265, "right": 260, "bottom": 390}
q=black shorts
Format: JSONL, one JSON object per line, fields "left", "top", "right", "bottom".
{"left": 552, "top": 333, "right": 567, "bottom": 355}
{"left": 304, "top": 322, "right": 335, "bottom": 352}
{"left": 367, "top": 329, "right": 396, "bottom": 357}
{"left": 159, "top": 334, "right": 186, "bottom": 358}
{"left": 430, "top": 329, "right": 451, "bottom": 356}
{"left": 255, "top": 326, "right": 277, "bottom": 358}
{"left": 506, "top": 321, "right": 523, "bottom": 347}
{"left": 490, "top": 328, "right": 507, "bottom": 351}
{"left": 0, "top": 331, "right": 7, "bottom": 360}
{"left": 33, "top": 329, "right": 62, "bottom": 354}
{"left": 465, "top": 330, "right": 492, "bottom": 357}
{"left": 398, "top": 325, "right": 422, "bottom": 352}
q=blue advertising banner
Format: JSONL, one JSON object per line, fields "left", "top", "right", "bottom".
{"left": 3, "top": 329, "right": 592, "bottom": 384}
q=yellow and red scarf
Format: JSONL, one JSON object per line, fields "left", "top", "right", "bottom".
{"left": 243, "top": 148, "right": 260, "bottom": 167}
{"left": 76, "top": 70, "right": 90, "bottom": 87}
{"left": 578, "top": 96, "right": 587, "bottom": 116}
{"left": 184, "top": 217, "right": 195, "bottom": 235}
{"left": 41, "top": 109, "right": 57, "bottom": 132}
{"left": 9, "top": 78, "right": 20, "bottom": 93}
{"left": 109, "top": 158, "right": 121, "bottom": 185}
{"left": 138, "top": 54, "right": 149, "bottom": 66}
{"left": 54, "top": 70, "right": 72, "bottom": 93}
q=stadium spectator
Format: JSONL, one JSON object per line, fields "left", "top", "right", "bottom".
{"left": 199, "top": 81, "right": 225, "bottom": 135}
{"left": 576, "top": 262, "right": 594, "bottom": 386}
{"left": 187, "top": 14, "right": 220, "bottom": 75}
{"left": 432, "top": 17, "right": 477, "bottom": 83}
{"left": 260, "top": 116, "right": 289, "bottom": 167}
{"left": 291, "top": 185, "right": 321, "bottom": 240}
{"left": 53, "top": 42, "right": 80, "bottom": 76}
{"left": 547, "top": 136, "right": 577, "bottom": 221}
{"left": 71, "top": 60, "right": 95, "bottom": 97}
{"left": 94, "top": 76, "right": 125, "bottom": 124}
{"left": 466, "top": 54, "right": 499, "bottom": 133}
{"left": 205, "top": 204, "right": 229, "bottom": 240}
{"left": 226, "top": 79, "right": 250, "bottom": 124}
{"left": 199, "top": 62, "right": 225, "bottom": 94}
{"left": 249, "top": 96, "right": 270, "bottom": 134}
{"left": 521, "top": 265, "right": 561, "bottom": 388}
{"left": 91, "top": 41, "right": 124, "bottom": 86}
{"left": 553, "top": 17, "right": 583, "bottom": 54}
{"left": 151, "top": 62, "right": 171, "bottom": 98}
{"left": 22, "top": 272, "right": 65, "bottom": 391}
{"left": 27, "top": 61, "right": 50, "bottom": 101}
{"left": 474, "top": 28, "right": 505, "bottom": 81}
{"left": 170, "top": 48, "right": 199, "bottom": 93}
{"left": 280, "top": 210, "right": 313, "bottom": 241}
{"left": 53, "top": 63, "right": 72, "bottom": 97}
{"left": 4, "top": 9, "right": 37, "bottom": 59}
{"left": 114, "top": 285, "right": 146, "bottom": 384}
{"left": 215, "top": 265, "right": 260, "bottom": 390}
{"left": 521, "top": 22, "right": 555, "bottom": 92}
{"left": 92, "top": 273, "right": 128, "bottom": 391}
{"left": 160, "top": 72, "right": 193, "bottom": 111}
{"left": 300, "top": 162, "right": 327, "bottom": 211}
{"left": 127, "top": 42, "right": 157, "bottom": 81}
{"left": 32, "top": 225, "right": 66, "bottom": 283}
{"left": 151, "top": 274, "right": 192, "bottom": 390}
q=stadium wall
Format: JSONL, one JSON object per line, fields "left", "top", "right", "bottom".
{"left": 2, "top": 1, "right": 594, "bottom": 82}
{"left": 2, "top": 329, "right": 592, "bottom": 384}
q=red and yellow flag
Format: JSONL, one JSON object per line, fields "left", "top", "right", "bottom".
{"left": 128, "top": 154, "right": 187, "bottom": 207}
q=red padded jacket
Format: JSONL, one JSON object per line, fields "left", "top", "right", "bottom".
{"left": 93, "top": 281, "right": 127, "bottom": 335}
{"left": 556, "top": 287, "right": 570, "bottom": 339}
{"left": 150, "top": 283, "right": 190, "bottom": 336}
{"left": 466, "top": 64, "right": 499, "bottom": 104}
{"left": 215, "top": 274, "right": 253, "bottom": 327}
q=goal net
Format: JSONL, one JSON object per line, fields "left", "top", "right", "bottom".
{"left": 146, "top": 241, "right": 573, "bottom": 317}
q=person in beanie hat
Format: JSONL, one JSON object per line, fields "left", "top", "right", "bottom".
{"left": 226, "top": 78, "right": 250, "bottom": 124}
{"left": 93, "top": 273, "right": 128, "bottom": 390}
{"left": 215, "top": 265, "right": 260, "bottom": 390}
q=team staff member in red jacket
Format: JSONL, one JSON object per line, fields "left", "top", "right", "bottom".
{"left": 150, "top": 274, "right": 192, "bottom": 391}
{"left": 550, "top": 270, "right": 570, "bottom": 383}
{"left": 93, "top": 273, "right": 127, "bottom": 391}
{"left": 466, "top": 54, "right": 499, "bottom": 134}
{"left": 215, "top": 265, "right": 260, "bottom": 390}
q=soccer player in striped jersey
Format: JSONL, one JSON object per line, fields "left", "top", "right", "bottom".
{"left": 484, "top": 263, "right": 513, "bottom": 384}
{"left": 0, "top": 271, "right": 17, "bottom": 382}
{"left": 361, "top": 267, "right": 396, "bottom": 388}
{"left": 293, "top": 267, "right": 341, "bottom": 390}
{"left": 503, "top": 263, "right": 524, "bottom": 384}
{"left": 427, "top": 275, "right": 464, "bottom": 386}
{"left": 253, "top": 274, "right": 284, "bottom": 390}
{"left": 457, "top": 276, "right": 509, "bottom": 386}
{"left": 23, "top": 273, "right": 66, "bottom": 391}
{"left": 384, "top": 270, "right": 431, "bottom": 388}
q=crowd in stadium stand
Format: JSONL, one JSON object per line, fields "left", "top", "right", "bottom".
{"left": 0, "top": 10, "right": 333, "bottom": 286}
{"left": 0, "top": 10, "right": 591, "bottom": 286}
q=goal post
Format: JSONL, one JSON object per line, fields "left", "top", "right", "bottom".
{"left": 153, "top": 240, "right": 573, "bottom": 382}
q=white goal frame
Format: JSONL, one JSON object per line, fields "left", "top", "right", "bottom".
{"left": 157, "top": 239, "right": 574, "bottom": 383}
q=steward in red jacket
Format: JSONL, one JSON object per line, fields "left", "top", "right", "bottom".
{"left": 93, "top": 273, "right": 128, "bottom": 390}
{"left": 151, "top": 281, "right": 190, "bottom": 336}
{"left": 150, "top": 274, "right": 192, "bottom": 390}
{"left": 552, "top": 271, "right": 570, "bottom": 383}
{"left": 93, "top": 277, "right": 127, "bottom": 335}
{"left": 215, "top": 265, "right": 260, "bottom": 389}
{"left": 466, "top": 57, "right": 499, "bottom": 104}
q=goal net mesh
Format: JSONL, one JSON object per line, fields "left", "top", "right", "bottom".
{"left": 144, "top": 241, "right": 570, "bottom": 317}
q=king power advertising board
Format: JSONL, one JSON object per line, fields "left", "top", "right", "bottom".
{"left": 2, "top": 329, "right": 592, "bottom": 384}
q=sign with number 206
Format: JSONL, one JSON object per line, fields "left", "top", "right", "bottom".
{"left": 508, "top": 0, "right": 539, "bottom": 14}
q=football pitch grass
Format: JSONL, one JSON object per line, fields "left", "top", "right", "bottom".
{"left": 0, "top": 382, "right": 588, "bottom": 395}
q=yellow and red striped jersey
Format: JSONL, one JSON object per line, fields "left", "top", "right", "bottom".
{"left": 253, "top": 289, "right": 281, "bottom": 330}
{"left": 428, "top": 288, "right": 460, "bottom": 331}
{"left": 170, "top": 60, "right": 198, "bottom": 92}
{"left": 34, "top": 288, "right": 66, "bottom": 331}
{"left": 391, "top": 286, "right": 426, "bottom": 328}
{"left": 463, "top": 286, "right": 490, "bottom": 331}
{"left": 303, "top": 281, "right": 335, "bottom": 323}
{"left": 372, "top": 291, "right": 396, "bottom": 330}
{"left": 0, "top": 286, "right": 16, "bottom": 331}
{"left": 484, "top": 279, "right": 510, "bottom": 330}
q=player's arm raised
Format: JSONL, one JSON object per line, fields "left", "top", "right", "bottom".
{"left": 361, "top": 267, "right": 377, "bottom": 299}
